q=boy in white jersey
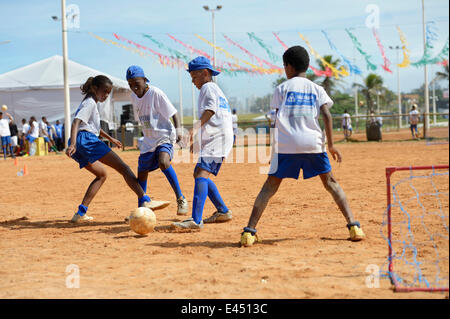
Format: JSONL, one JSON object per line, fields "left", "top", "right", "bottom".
{"left": 341, "top": 109, "right": 352, "bottom": 139}
{"left": 126, "top": 65, "right": 188, "bottom": 215}
{"left": 409, "top": 104, "right": 420, "bottom": 139}
{"left": 240, "top": 46, "right": 365, "bottom": 246}
{"left": 173, "top": 56, "right": 233, "bottom": 230}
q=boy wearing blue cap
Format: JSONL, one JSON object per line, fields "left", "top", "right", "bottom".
{"left": 126, "top": 65, "right": 188, "bottom": 215}
{"left": 240, "top": 46, "right": 365, "bottom": 246}
{"left": 173, "top": 56, "right": 233, "bottom": 230}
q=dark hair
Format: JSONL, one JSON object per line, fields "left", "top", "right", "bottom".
{"left": 81, "top": 75, "right": 113, "bottom": 99}
{"left": 283, "top": 46, "right": 310, "bottom": 73}
{"left": 344, "top": 109, "right": 348, "bottom": 113}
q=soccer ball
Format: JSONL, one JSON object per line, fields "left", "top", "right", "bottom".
{"left": 1, "top": 105, "right": 7, "bottom": 111}
{"left": 129, "top": 207, "right": 156, "bottom": 235}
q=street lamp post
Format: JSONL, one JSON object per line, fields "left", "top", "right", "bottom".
{"left": 389, "top": 45, "right": 402, "bottom": 128}
{"left": 422, "top": 0, "right": 430, "bottom": 138}
{"left": 203, "top": 5, "right": 222, "bottom": 82}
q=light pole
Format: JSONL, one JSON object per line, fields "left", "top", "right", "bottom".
{"left": 430, "top": 75, "right": 438, "bottom": 125}
{"left": 422, "top": 0, "right": 430, "bottom": 137}
{"left": 389, "top": 45, "right": 402, "bottom": 128}
{"left": 52, "top": 0, "right": 71, "bottom": 149}
{"left": 203, "top": 5, "right": 222, "bottom": 82}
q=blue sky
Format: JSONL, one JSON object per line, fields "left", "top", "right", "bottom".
{"left": 0, "top": 0, "right": 448, "bottom": 112}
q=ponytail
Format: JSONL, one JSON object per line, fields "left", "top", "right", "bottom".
{"left": 80, "top": 75, "right": 113, "bottom": 100}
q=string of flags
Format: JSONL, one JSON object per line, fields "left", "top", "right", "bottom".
{"left": 87, "top": 25, "right": 449, "bottom": 78}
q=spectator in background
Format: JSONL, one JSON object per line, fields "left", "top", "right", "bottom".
{"left": 409, "top": 104, "right": 420, "bottom": 140}
{"left": 9, "top": 119, "right": 19, "bottom": 156}
{"left": 40, "top": 116, "right": 59, "bottom": 153}
{"left": 54, "top": 120, "right": 64, "bottom": 151}
{"left": 20, "top": 118, "right": 30, "bottom": 156}
{"left": 341, "top": 109, "right": 352, "bottom": 140}
{"left": 231, "top": 109, "right": 238, "bottom": 145}
{"left": 0, "top": 111, "right": 15, "bottom": 160}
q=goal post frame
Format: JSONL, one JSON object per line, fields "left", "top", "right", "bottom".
{"left": 385, "top": 165, "right": 449, "bottom": 292}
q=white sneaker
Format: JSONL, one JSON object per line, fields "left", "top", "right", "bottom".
{"left": 172, "top": 218, "right": 203, "bottom": 230}
{"left": 203, "top": 210, "right": 232, "bottom": 223}
{"left": 70, "top": 213, "right": 94, "bottom": 223}
{"left": 177, "top": 196, "right": 189, "bottom": 215}
{"left": 143, "top": 200, "right": 170, "bottom": 210}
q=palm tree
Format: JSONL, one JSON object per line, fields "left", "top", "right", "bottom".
{"left": 436, "top": 63, "right": 449, "bottom": 81}
{"left": 317, "top": 55, "right": 344, "bottom": 95}
{"left": 353, "top": 73, "right": 384, "bottom": 114}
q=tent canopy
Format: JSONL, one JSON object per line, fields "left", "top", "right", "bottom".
{"left": 0, "top": 55, "right": 131, "bottom": 126}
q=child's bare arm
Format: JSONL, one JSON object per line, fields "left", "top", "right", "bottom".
{"left": 320, "top": 104, "right": 342, "bottom": 163}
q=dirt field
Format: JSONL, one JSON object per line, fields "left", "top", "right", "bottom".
{"left": 0, "top": 128, "right": 448, "bottom": 299}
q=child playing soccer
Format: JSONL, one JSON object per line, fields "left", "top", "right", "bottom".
{"left": 66, "top": 75, "right": 152, "bottom": 223}
{"left": 173, "top": 56, "right": 234, "bottom": 230}
{"left": 240, "top": 46, "right": 365, "bottom": 246}
{"left": 125, "top": 65, "right": 188, "bottom": 215}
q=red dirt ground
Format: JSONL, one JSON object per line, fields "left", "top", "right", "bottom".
{"left": 0, "top": 128, "right": 448, "bottom": 299}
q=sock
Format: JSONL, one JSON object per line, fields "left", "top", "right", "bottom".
{"left": 2, "top": 147, "right": 6, "bottom": 159}
{"left": 192, "top": 177, "right": 208, "bottom": 224}
{"left": 162, "top": 165, "right": 183, "bottom": 199}
{"left": 207, "top": 178, "right": 229, "bottom": 213}
{"left": 51, "top": 145, "right": 58, "bottom": 152}
{"left": 347, "top": 221, "right": 361, "bottom": 230}
{"left": 77, "top": 204, "right": 88, "bottom": 216}
{"left": 137, "top": 179, "right": 149, "bottom": 206}
{"left": 138, "top": 194, "right": 151, "bottom": 207}
{"left": 243, "top": 227, "right": 257, "bottom": 235}
{"left": 138, "top": 179, "right": 147, "bottom": 193}
{"left": 10, "top": 146, "right": 15, "bottom": 158}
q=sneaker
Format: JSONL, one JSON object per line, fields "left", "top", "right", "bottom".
{"left": 240, "top": 228, "right": 260, "bottom": 247}
{"left": 203, "top": 210, "right": 232, "bottom": 223}
{"left": 70, "top": 213, "right": 94, "bottom": 223}
{"left": 348, "top": 222, "right": 365, "bottom": 241}
{"left": 172, "top": 218, "right": 203, "bottom": 230}
{"left": 176, "top": 196, "right": 189, "bottom": 215}
{"left": 143, "top": 200, "right": 170, "bottom": 211}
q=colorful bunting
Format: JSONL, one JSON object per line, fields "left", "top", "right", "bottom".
{"left": 372, "top": 28, "right": 392, "bottom": 73}
{"left": 345, "top": 28, "right": 378, "bottom": 71}
{"left": 298, "top": 32, "right": 349, "bottom": 78}
{"left": 272, "top": 32, "right": 332, "bottom": 77}
{"left": 247, "top": 32, "right": 280, "bottom": 63}
{"left": 396, "top": 26, "right": 411, "bottom": 68}
{"left": 321, "top": 30, "right": 362, "bottom": 75}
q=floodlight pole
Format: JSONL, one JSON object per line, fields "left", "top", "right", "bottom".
{"left": 203, "top": 5, "right": 222, "bottom": 83}
{"left": 422, "top": 0, "right": 430, "bottom": 138}
{"left": 61, "top": 0, "right": 71, "bottom": 149}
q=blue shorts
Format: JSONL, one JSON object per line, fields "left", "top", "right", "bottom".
{"left": 269, "top": 152, "right": 332, "bottom": 180}
{"left": 70, "top": 131, "right": 111, "bottom": 169}
{"left": 1, "top": 136, "right": 11, "bottom": 146}
{"left": 43, "top": 136, "right": 50, "bottom": 143}
{"left": 26, "top": 135, "right": 37, "bottom": 143}
{"left": 195, "top": 157, "right": 224, "bottom": 176}
{"left": 138, "top": 143, "right": 173, "bottom": 172}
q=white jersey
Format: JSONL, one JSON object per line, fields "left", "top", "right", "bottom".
{"left": 0, "top": 118, "right": 11, "bottom": 136}
{"left": 342, "top": 113, "right": 351, "bottom": 128}
{"left": 22, "top": 123, "right": 30, "bottom": 135}
{"left": 29, "top": 121, "right": 39, "bottom": 138}
{"left": 197, "top": 82, "right": 233, "bottom": 158}
{"left": 75, "top": 97, "right": 101, "bottom": 136}
{"left": 271, "top": 77, "right": 333, "bottom": 154}
{"left": 39, "top": 121, "right": 48, "bottom": 137}
{"left": 409, "top": 110, "right": 420, "bottom": 125}
{"left": 131, "top": 85, "right": 177, "bottom": 154}
{"left": 232, "top": 114, "right": 238, "bottom": 134}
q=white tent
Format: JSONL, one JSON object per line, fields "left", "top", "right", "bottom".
{"left": 0, "top": 55, "right": 131, "bottom": 128}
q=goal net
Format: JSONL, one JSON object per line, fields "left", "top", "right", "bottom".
{"left": 381, "top": 165, "right": 449, "bottom": 292}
